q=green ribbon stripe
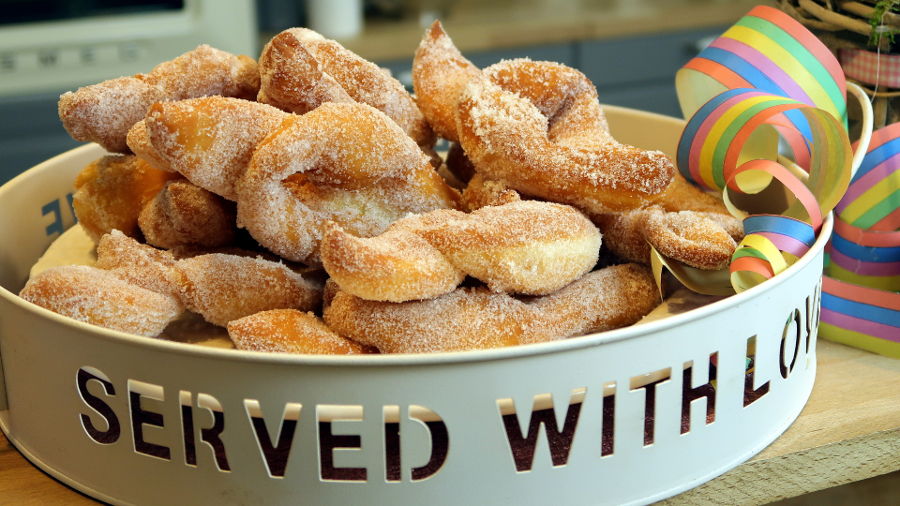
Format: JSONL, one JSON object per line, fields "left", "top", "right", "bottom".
{"left": 850, "top": 188, "right": 900, "bottom": 229}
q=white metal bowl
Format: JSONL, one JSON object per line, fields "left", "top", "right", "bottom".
{"left": 0, "top": 106, "right": 824, "bottom": 505}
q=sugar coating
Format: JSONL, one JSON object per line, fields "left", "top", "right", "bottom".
{"left": 412, "top": 21, "right": 483, "bottom": 142}
{"left": 144, "top": 96, "right": 289, "bottom": 201}
{"left": 322, "top": 200, "right": 601, "bottom": 302}
{"left": 72, "top": 155, "right": 178, "bottom": 242}
{"left": 324, "top": 263, "right": 658, "bottom": 354}
{"left": 19, "top": 265, "right": 182, "bottom": 337}
{"left": 412, "top": 22, "right": 676, "bottom": 214}
{"left": 95, "top": 229, "right": 184, "bottom": 303}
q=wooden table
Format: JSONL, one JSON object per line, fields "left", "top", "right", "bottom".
{"left": 2, "top": 339, "right": 898, "bottom": 504}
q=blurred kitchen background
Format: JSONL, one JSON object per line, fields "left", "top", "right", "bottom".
{"left": 0, "top": 0, "right": 764, "bottom": 185}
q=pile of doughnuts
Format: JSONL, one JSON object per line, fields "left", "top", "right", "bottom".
{"left": 22, "top": 23, "right": 743, "bottom": 354}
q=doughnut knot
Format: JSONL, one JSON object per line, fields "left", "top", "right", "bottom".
{"left": 323, "top": 263, "right": 658, "bottom": 354}
{"left": 237, "top": 102, "right": 459, "bottom": 265}
{"left": 412, "top": 21, "right": 482, "bottom": 142}
{"left": 592, "top": 172, "right": 744, "bottom": 270}
{"left": 134, "top": 96, "right": 290, "bottom": 201}
{"left": 20, "top": 265, "right": 182, "bottom": 337}
{"left": 321, "top": 200, "right": 601, "bottom": 302}
{"left": 456, "top": 75, "right": 674, "bottom": 214}
{"left": 59, "top": 45, "right": 259, "bottom": 153}
{"left": 227, "top": 309, "right": 373, "bottom": 355}
{"left": 413, "top": 22, "right": 675, "bottom": 214}
{"left": 259, "top": 28, "right": 434, "bottom": 148}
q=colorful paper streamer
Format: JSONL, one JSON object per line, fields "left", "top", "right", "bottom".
{"left": 822, "top": 122, "right": 900, "bottom": 358}
{"left": 674, "top": 5, "right": 854, "bottom": 294}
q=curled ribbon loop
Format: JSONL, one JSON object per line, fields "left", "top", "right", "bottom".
{"left": 822, "top": 124, "right": 900, "bottom": 358}
{"left": 672, "top": 5, "right": 855, "bottom": 294}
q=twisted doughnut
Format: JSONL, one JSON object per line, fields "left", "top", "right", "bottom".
{"left": 413, "top": 21, "right": 675, "bottom": 214}
{"left": 323, "top": 263, "right": 657, "bottom": 354}
{"left": 412, "top": 21, "right": 482, "bottom": 142}
{"left": 133, "top": 96, "right": 289, "bottom": 201}
{"left": 592, "top": 172, "right": 743, "bottom": 270}
{"left": 227, "top": 309, "right": 373, "bottom": 355}
{"left": 237, "top": 101, "right": 459, "bottom": 265}
{"left": 59, "top": 45, "right": 259, "bottom": 153}
{"left": 259, "top": 28, "right": 434, "bottom": 148}
{"left": 95, "top": 229, "right": 185, "bottom": 304}
{"left": 20, "top": 265, "right": 182, "bottom": 337}
{"left": 321, "top": 200, "right": 600, "bottom": 302}
{"left": 175, "top": 253, "right": 323, "bottom": 327}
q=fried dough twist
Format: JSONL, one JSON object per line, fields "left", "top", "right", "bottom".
{"left": 227, "top": 309, "right": 373, "bottom": 355}
{"left": 321, "top": 200, "right": 601, "bottom": 302}
{"left": 238, "top": 102, "right": 459, "bottom": 265}
{"left": 413, "top": 21, "right": 674, "bottom": 214}
{"left": 324, "top": 263, "right": 658, "bottom": 354}
{"left": 59, "top": 45, "right": 259, "bottom": 153}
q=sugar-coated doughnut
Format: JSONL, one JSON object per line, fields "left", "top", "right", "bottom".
{"left": 324, "top": 264, "right": 658, "bottom": 353}
{"left": 592, "top": 172, "right": 743, "bottom": 269}
{"left": 138, "top": 180, "right": 236, "bottom": 249}
{"left": 20, "top": 265, "right": 182, "bottom": 337}
{"left": 95, "top": 229, "right": 184, "bottom": 303}
{"left": 238, "top": 102, "right": 459, "bottom": 265}
{"left": 321, "top": 200, "right": 601, "bottom": 302}
{"left": 73, "top": 155, "right": 178, "bottom": 242}
{"left": 227, "top": 309, "right": 372, "bottom": 354}
{"left": 259, "top": 28, "right": 434, "bottom": 148}
{"left": 175, "top": 253, "right": 322, "bottom": 326}
{"left": 414, "top": 22, "right": 675, "bottom": 214}
{"left": 59, "top": 45, "right": 259, "bottom": 153}
{"left": 137, "top": 96, "right": 289, "bottom": 201}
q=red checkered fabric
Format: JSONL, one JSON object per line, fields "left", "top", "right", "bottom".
{"left": 839, "top": 48, "right": 900, "bottom": 88}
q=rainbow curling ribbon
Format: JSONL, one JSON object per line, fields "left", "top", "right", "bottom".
{"left": 674, "top": 5, "right": 852, "bottom": 293}
{"left": 672, "top": 5, "right": 898, "bottom": 357}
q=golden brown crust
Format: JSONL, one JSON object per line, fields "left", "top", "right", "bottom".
{"left": 323, "top": 264, "right": 657, "bottom": 354}
{"left": 237, "top": 102, "right": 459, "bottom": 265}
{"left": 58, "top": 45, "right": 259, "bottom": 153}
{"left": 413, "top": 22, "right": 676, "bottom": 214}
{"left": 174, "top": 253, "right": 323, "bottom": 327}
{"left": 126, "top": 120, "right": 172, "bottom": 171}
{"left": 73, "top": 155, "right": 179, "bottom": 242}
{"left": 138, "top": 180, "right": 237, "bottom": 249}
{"left": 593, "top": 206, "right": 739, "bottom": 270}
{"left": 259, "top": 28, "right": 434, "bottom": 147}
{"left": 642, "top": 209, "right": 737, "bottom": 271}
{"left": 227, "top": 309, "right": 373, "bottom": 354}
{"left": 20, "top": 265, "right": 182, "bottom": 337}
